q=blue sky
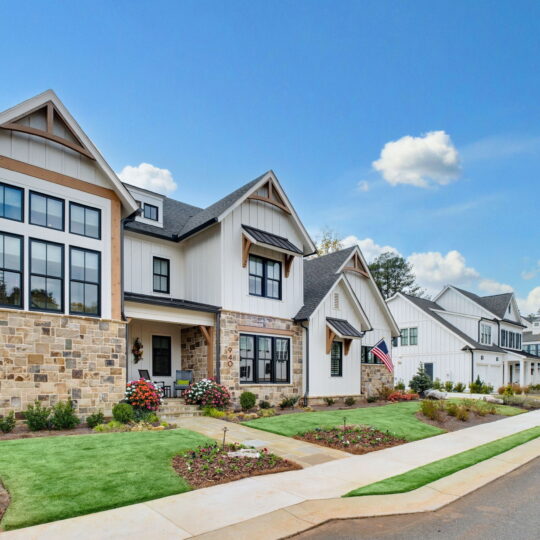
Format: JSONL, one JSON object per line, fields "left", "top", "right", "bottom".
{"left": 1, "top": 0, "right": 539, "bottom": 311}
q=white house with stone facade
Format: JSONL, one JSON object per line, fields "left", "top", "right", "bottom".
{"left": 388, "top": 286, "right": 540, "bottom": 390}
{"left": 0, "top": 90, "right": 400, "bottom": 418}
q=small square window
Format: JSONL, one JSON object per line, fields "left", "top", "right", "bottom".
{"left": 143, "top": 204, "right": 158, "bottom": 221}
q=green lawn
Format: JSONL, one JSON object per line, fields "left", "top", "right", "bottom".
{"left": 345, "top": 425, "right": 540, "bottom": 497}
{"left": 0, "top": 429, "right": 211, "bottom": 530}
{"left": 243, "top": 402, "right": 445, "bottom": 440}
{"left": 448, "top": 398, "right": 525, "bottom": 416}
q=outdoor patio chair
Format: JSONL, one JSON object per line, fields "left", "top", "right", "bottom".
{"left": 138, "top": 369, "right": 165, "bottom": 392}
{"left": 174, "top": 369, "right": 193, "bottom": 397}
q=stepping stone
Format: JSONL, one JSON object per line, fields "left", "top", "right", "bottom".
{"left": 241, "top": 439, "right": 268, "bottom": 448}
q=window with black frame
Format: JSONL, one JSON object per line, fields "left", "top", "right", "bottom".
{"left": 361, "top": 345, "right": 382, "bottom": 364}
{"left": 0, "top": 232, "right": 23, "bottom": 308}
{"left": 248, "top": 255, "right": 281, "bottom": 299}
{"left": 70, "top": 247, "right": 100, "bottom": 316}
{"left": 152, "top": 336, "right": 171, "bottom": 376}
{"left": 153, "top": 257, "right": 170, "bottom": 293}
{"left": 70, "top": 202, "right": 101, "bottom": 239}
{"left": 143, "top": 203, "right": 158, "bottom": 221}
{"left": 330, "top": 341, "right": 343, "bottom": 376}
{"left": 30, "top": 191, "right": 64, "bottom": 230}
{"left": 239, "top": 334, "right": 290, "bottom": 383}
{"left": 30, "top": 239, "right": 63, "bottom": 312}
{"left": 0, "top": 183, "right": 23, "bottom": 222}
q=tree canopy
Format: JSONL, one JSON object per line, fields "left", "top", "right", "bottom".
{"left": 316, "top": 228, "right": 343, "bottom": 256}
{"left": 368, "top": 251, "right": 423, "bottom": 299}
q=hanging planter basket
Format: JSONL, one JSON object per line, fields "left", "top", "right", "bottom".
{"left": 132, "top": 337, "right": 144, "bottom": 364}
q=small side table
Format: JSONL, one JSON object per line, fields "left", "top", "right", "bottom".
{"left": 162, "top": 386, "right": 172, "bottom": 398}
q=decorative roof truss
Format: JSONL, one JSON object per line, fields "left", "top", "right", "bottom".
{"left": 248, "top": 180, "right": 291, "bottom": 214}
{"left": 343, "top": 252, "right": 369, "bottom": 277}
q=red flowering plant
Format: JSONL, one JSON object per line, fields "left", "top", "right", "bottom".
{"left": 183, "top": 378, "right": 231, "bottom": 410}
{"left": 125, "top": 379, "right": 164, "bottom": 411}
{"left": 387, "top": 391, "right": 419, "bottom": 402}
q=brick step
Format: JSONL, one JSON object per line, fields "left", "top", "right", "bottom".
{"left": 160, "top": 411, "right": 203, "bottom": 422}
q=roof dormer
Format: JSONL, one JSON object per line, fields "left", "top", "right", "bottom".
{"left": 125, "top": 185, "right": 165, "bottom": 229}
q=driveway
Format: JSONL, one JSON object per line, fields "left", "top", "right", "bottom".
{"left": 293, "top": 456, "right": 540, "bottom": 540}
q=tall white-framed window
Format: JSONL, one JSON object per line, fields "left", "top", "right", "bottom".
{"left": 480, "top": 324, "right": 492, "bottom": 345}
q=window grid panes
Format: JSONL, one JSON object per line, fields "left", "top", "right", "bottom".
{"left": 361, "top": 345, "right": 382, "bottom": 364}
{"left": 239, "top": 334, "right": 290, "bottom": 384}
{"left": 153, "top": 257, "right": 170, "bottom": 293}
{"left": 30, "top": 240, "right": 63, "bottom": 312}
{"left": 144, "top": 204, "right": 158, "bottom": 221}
{"left": 70, "top": 247, "right": 100, "bottom": 316}
{"left": 152, "top": 335, "right": 171, "bottom": 376}
{"left": 480, "top": 324, "right": 491, "bottom": 345}
{"left": 409, "top": 327, "right": 418, "bottom": 345}
{"left": 30, "top": 192, "right": 64, "bottom": 230}
{"left": 0, "top": 232, "right": 23, "bottom": 308}
{"left": 248, "top": 255, "right": 282, "bottom": 299}
{"left": 0, "top": 183, "right": 23, "bottom": 222}
{"left": 401, "top": 328, "right": 409, "bottom": 346}
{"left": 331, "top": 341, "right": 343, "bottom": 376}
{"left": 70, "top": 203, "right": 101, "bottom": 239}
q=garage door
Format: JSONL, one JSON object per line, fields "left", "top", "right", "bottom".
{"left": 476, "top": 364, "right": 502, "bottom": 389}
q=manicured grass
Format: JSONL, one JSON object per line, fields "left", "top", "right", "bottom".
{"left": 345, "top": 425, "right": 540, "bottom": 497}
{"left": 243, "top": 402, "right": 445, "bottom": 441}
{"left": 0, "top": 429, "right": 211, "bottom": 530}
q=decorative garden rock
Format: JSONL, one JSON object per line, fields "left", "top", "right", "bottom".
{"left": 484, "top": 396, "right": 504, "bottom": 404}
{"left": 227, "top": 448, "right": 260, "bottom": 459}
{"left": 424, "top": 389, "right": 447, "bottom": 400}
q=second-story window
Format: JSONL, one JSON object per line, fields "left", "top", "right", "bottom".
{"left": 249, "top": 255, "right": 281, "bottom": 299}
{"left": 409, "top": 327, "right": 418, "bottom": 345}
{"left": 0, "top": 232, "right": 23, "bottom": 308}
{"left": 143, "top": 203, "right": 158, "bottom": 221}
{"left": 480, "top": 324, "right": 492, "bottom": 345}
{"left": 400, "top": 328, "right": 409, "bottom": 346}
{"left": 30, "top": 239, "right": 64, "bottom": 312}
{"left": 70, "top": 247, "right": 100, "bottom": 316}
{"left": 70, "top": 203, "right": 101, "bottom": 239}
{"left": 0, "top": 183, "right": 23, "bottom": 222}
{"left": 30, "top": 191, "right": 64, "bottom": 230}
{"left": 153, "top": 257, "right": 170, "bottom": 293}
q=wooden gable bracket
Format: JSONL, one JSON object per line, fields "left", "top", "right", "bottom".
{"left": 343, "top": 253, "right": 369, "bottom": 278}
{"left": 326, "top": 327, "right": 336, "bottom": 355}
{"left": 242, "top": 234, "right": 252, "bottom": 268}
{"left": 1, "top": 101, "right": 95, "bottom": 160}
{"left": 199, "top": 325, "right": 215, "bottom": 379}
{"left": 284, "top": 254, "right": 294, "bottom": 278}
{"left": 248, "top": 180, "right": 292, "bottom": 215}
{"left": 344, "top": 338, "right": 353, "bottom": 356}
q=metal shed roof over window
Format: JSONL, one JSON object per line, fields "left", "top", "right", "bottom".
{"left": 242, "top": 224, "right": 302, "bottom": 255}
{"left": 326, "top": 317, "right": 364, "bottom": 338}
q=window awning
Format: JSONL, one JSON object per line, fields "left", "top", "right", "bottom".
{"left": 326, "top": 317, "right": 364, "bottom": 339}
{"left": 242, "top": 224, "right": 302, "bottom": 256}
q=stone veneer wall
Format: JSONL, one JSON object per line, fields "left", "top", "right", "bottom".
{"left": 180, "top": 326, "right": 212, "bottom": 381}
{"left": 361, "top": 363, "right": 394, "bottom": 396}
{"left": 219, "top": 311, "right": 303, "bottom": 406}
{"left": 0, "top": 309, "right": 126, "bottom": 419}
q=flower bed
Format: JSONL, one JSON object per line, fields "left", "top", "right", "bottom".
{"left": 172, "top": 443, "right": 301, "bottom": 489}
{"left": 184, "top": 379, "right": 231, "bottom": 409}
{"left": 295, "top": 425, "right": 407, "bottom": 454}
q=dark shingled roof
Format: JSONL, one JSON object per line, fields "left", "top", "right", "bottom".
{"left": 403, "top": 294, "right": 506, "bottom": 353}
{"left": 242, "top": 224, "right": 302, "bottom": 255}
{"left": 124, "top": 292, "right": 220, "bottom": 313}
{"left": 327, "top": 317, "right": 363, "bottom": 338}
{"left": 502, "top": 347, "right": 540, "bottom": 359}
{"left": 294, "top": 247, "right": 356, "bottom": 321}
{"left": 452, "top": 287, "right": 514, "bottom": 319}
{"left": 523, "top": 331, "right": 540, "bottom": 344}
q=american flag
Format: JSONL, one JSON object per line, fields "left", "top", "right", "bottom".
{"left": 371, "top": 338, "right": 393, "bottom": 373}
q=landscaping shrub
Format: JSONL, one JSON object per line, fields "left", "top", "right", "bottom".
{"left": 432, "top": 378, "right": 443, "bottom": 390}
{"left": 409, "top": 364, "right": 433, "bottom": 394}
{"left": 499, "top": 383, "right": 523, "bottom": 396}
{"left": 0, "top": 411, "right": 16, "bottom": 433}
{"left": 469, "top": 375, "right": 493, "bottom": 394}
{"left": 529, "top": 384, "right": 540, "bottom": 393}
{"left": 279, "top": 395, "right": 299, "bottom": 409}
{"left": 502, "top": 395, "right": 540, "bottom": 410}
{"left": 420, "top": 399, "right": 444, "bottom": 422}
{"left": 184, "top": 378, "right": 231, "bottom": 409}
{"left": 125, "top": 379, "right": 164, "bottom": 411}
{"left": 455, "top": 406, "right": 469, "bottom": 421}
{"left": 376, "top": 385, "right": 394, "bottom": 401}
{"left": 50, "top": 400, "right": 81, "bottom": 430}
{"left": 23, "top": 401, "right": 52, "bottom": 431}
{"left": 446, "top": 402, "right": 459, "bottom": 417}
{"left": 134, "top": 410, "right": 160, "bottom": 423}
{"left": 259, "top": 408, "right": 276, "bottom": 417}
{"left": 394, "top": 381, "right": 405, "bottom": 391}
{"left": 387, "top": 391, "right": 419, "bottom": 402}
{"left": 453, "top": 382, "right": 466, "bottom": 393}
{"left": 202, "top": 406, "right": 226, "bottom": 419}
{"left": 86, "top": 411, "right": 105, "bottom": 429}
{"left": 324, "top": 397, "right": 335, "bottom": 406}
{"left": 113, "top": 403, "right": 135, "bottom": 423}
{"left": 444, "top": 381, "right": 454, "bottom": 392}
{"left": 259, "top": 400, "right": 272, "bottom": 409}
{"left": 93, "top": 420, "right": 131, "bottom": 433}
{"left": 344, "top": 396, "right": 356, "bottom": 406}
{"left": 366, "top": 395, "right": 378, "bottom": 403}
{"left": 240, "top": 391, "right": 257, "bottom": 411}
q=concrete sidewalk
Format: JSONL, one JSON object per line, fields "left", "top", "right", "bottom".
{"left": 2, "top": 410, "right": 539, "bottom": 540}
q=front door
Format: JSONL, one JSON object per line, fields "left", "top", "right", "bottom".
{"left": 424, "top": 362, "right": 434, "bottom": 381}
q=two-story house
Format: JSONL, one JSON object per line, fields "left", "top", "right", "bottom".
{"left": 0, "top": 90, "right": 399, "bottom": 417}
{"left": 388, "top": 286, "right": 539, "bottom": 390}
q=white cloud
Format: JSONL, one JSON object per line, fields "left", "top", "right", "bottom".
{"left": 477, "top": 279, "right": 513, "bottom": 295}
{"left": 372, "top": 130, "right": 461, "bottom": 187}
{"left": 341, "top": 236, "right": 399, "bottom": 262}
{"left": 117, "top": 163, "right": 177, "bottom": 195}
{"left": 517, "top": 287, "right": 540, "bottom": 315}
{"left": 357, "top": 180, "right": 370, "bottom": 192}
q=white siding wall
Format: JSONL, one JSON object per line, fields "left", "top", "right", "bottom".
{"left": 124, "top": 232, "right": 184, "bottom": 299}
{"left": 436, "top": 288, "right": 491, "bottom": 318}
{"left": 437, "top": 311, "right": 479, "bottom": 340}
{"left": 308, "top": 281, "right": 363, "bottom": 397}
{"left": 220, "top": 200, "right": 304, "bottom": 318}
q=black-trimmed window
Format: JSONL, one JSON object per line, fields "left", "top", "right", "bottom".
{"left": 30, "top": 239, "right": 63, "bottom": 312}
{"left": 153, "top": 257, "right": 170, "bottom": 293}
{"left": 361, "top": 345, "right": 382, "bottom": 364}
{"left": 0, "top": 232, "right": 23, "bottom": 308}
{"left": 400, "top": 328, "right": 409, "bottom": 346}
{"left": 239, "top": 334, "right": 290, "bottom": 383}
{"left": 70, "top": 247, "right": 100, "bottom": 316}
{"left": 143, "top": 203, "right": 158, "bottom": 221}
{"left": 0, "top": 183, "right": 23, "bottom": 222}
{"left": 70, "top": 202, "right": 101, "bottom": 239}
{"left": 409, "top": 327, "right": 418, "bottom": 345}
{"left": 248, "top": 255, "right": 281, "bottom": 299}
{"left": 29, "top": 191, "right": 64, "bottom": 230}
{"left": 152, "top": 336, "right": 171, "bottom": 376}
{"left": 331, "top": 341, "right": 343, "bottom": 376}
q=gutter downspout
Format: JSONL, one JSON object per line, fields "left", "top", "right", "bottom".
{"left": 215, "top": 310, "right": 221, "bottom": 383}
{"left": 469, "top": 348, "right": 475, "bottom": 385}
{"left": 301, "top": 321, "right": 309, "bottom": 407}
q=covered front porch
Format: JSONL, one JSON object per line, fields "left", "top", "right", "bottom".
{"left": 504, "top": 351, "right": 540, "bottom": 387}
{"left": 124, "top": 293, "right": 219, "bottom": 396}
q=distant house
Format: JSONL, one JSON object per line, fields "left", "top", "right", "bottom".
{"left": 523, "top": 315, "right": 540, "bottom": 358}
{"left": 387, "top": 286, "right": 540, "bottom": 390}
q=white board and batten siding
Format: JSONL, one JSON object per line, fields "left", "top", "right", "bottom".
{"left": 437, "top": 310, "right": 480, "bottom": 340}
{"left": 436, "top": 288, "right": 491, "bottom": 319}
{"left": 220, "top": 200, "right": 304, "bottom": 318}
{"left": 308, "top": 280, "right": 364, "bottom": 397}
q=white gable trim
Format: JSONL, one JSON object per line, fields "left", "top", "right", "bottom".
{"left": 435, "top": 286, "right": 499, "bottom": 320}
{"left": 0, "top": 90, "right": 138, "bottom": 215}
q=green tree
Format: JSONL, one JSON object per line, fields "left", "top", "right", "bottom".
{"left": 409, "top": 363, "right": 433, "bottom": 394}
{"left": 368, "top": 252, "right": 423, "bottom": 299}
{"left": 316, "top": 228, "right": 343, "bottom": 256}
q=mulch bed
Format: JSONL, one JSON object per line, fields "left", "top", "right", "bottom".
{"left": 294, "top": 425, "right": 407, "bottom": 455}
{"left": 0, "top": 425, "right": 94, "bottom": 441}
{"left": 0, "top": 481, "right": 9, "bottom": 524}
{"left": 172, "top": 443, "right": 302, "bottom": 489}
{"left": 417, "top": 411, "right": 508, "bottom": 432}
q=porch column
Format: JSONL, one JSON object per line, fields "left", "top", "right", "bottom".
{"left": 199, "top": 326, "right": 214, "bottom": 379}
{"left": 519, "top": 359, "right": 526, "bottom": 388}
{"left": 503, "top": 361, "right": 510, "bottom": 386}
